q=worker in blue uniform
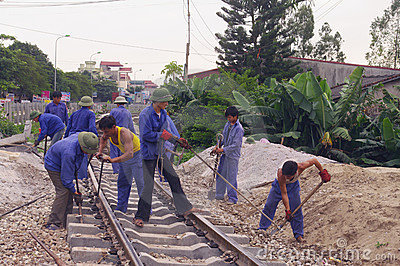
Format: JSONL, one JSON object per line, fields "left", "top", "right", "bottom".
{"left": 97, "top": 115, "right": 143, "bottom": 213}
{"left": 109, "top": 96, "right": 136, "bottom": 174}
{"left": 44, "top": 91, "right": 69, "bottom": 125}
{"left": 64, "top": 96, "right": 98, "bottom": 179}
{"left": 44, "top": 132, "right": 99, "bottom": 230}
{"left": 258, "top": 159, "right": 331, "bottom": 243}
{"left": 134, "top": 87, "right": 199, "bottom": 228}
{"left": 30, "top": 111, "right": 65, "bottom": 147}
{"left": 212, "top": 106, "right": 244, "bottom": 205}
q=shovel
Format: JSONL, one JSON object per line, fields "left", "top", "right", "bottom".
{"left": 207, "top": 134, "right": 223, "bottom": 200}
{"left": 44, "top": 135, "right": 48, "bottom": 157}
{"left": 270, "top": 181, "right": 324, "bottom": 235}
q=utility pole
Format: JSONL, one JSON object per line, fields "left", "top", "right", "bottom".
{"left": 184, "top": 0, "right": 190, "bottom": 82}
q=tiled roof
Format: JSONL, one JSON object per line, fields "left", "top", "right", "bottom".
{"left": 100, "top": 61, "right": 123, "bottom": 67}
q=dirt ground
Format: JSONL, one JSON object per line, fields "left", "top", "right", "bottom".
{"left": 179, "top": 142, "right": 400, "bottom": 265}
{"left": 0, "top": 148, "right": 72, "bottom": 264}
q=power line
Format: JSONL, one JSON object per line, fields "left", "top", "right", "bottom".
{"left": 190, "top": 0, "right": 218, "bottom": 41}
{"left": 314, "top": 0, "right": 334, "bottom": 13}
{"left": 0, "top": 21, "right": 216, "bottom": 57}
{"left": 0, "top": 0, "right": 125, "bottom": 8}
{"left": 315, "top": 0, "right": 344, "bottom": 22}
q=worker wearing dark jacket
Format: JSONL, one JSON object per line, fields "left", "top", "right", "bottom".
{"left": 30, "top": 111, "right": 65, "bottom": 148}
{"left": 134, "top": 88, "right": 197, "bottom": 228}
{"left": 44, "top": 132, "right": 98, "bottom": 230}
{"left": 64, "top": 96, "right": 98, "bottom": 180}
{"left": 44, "top": 91, "right": 69, "bottom": 125}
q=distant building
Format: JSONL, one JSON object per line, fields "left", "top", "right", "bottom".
{"left": 78, "top": 61, "right": 99, "bottom": 77}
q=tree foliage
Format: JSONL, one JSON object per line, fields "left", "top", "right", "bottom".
{"left": 161, "top": 61, "right": 183, "bottom": 82}
{"left": 365, "top": 0, "right": 400, "bottom": 68}
{"left": 312, "top": 22, "right": 346, "bottom": 62}
{"left": 287, "top": 4, "right": 314, "bottom": 58}
{"left": 215, "top": 0, "right": 306, "bottom": 81}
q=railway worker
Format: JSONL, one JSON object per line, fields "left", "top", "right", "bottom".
{"left": 96, "top": 115, "right": 144, "bottom": 213}
{"left": 258, "top": 159, "right": 331, "bottom": 243}
{"left": 212, "top": 106, "right": 244, "bottom": 205}
{"left": 134, "top": 87, "right": 198, "bottom": 228}
{"left": 109, "top": 96, "right": 137, "bottom": 174}
{"left": 44, "top": 132, "right": 99, "bottom": 230}
{"left": 64, "top": 96, "right": 98, "bottom": 180}
{"left": 44, "top": 91, "right": 69, "bottom": 125}
{"left": 30, "top": 111, "right": 65, "bottom": 148}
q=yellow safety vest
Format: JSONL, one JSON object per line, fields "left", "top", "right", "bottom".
{"left": 109, "top": 126, "right": 140, "bottom": 154}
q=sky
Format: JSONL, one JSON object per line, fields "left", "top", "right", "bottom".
{"left": 0, "top": 0, "right": 394, "bottom": 84}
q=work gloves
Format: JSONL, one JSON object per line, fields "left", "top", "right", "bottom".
{"left": 160, "top": 129, "right": 173, "bottom": 141}
{"left": 178, "top": 138, "right": 191, "bottom": 149}
{"left": 319, "top": 169, "right": 331, "bottom": 183}
{"left": 285, "top": 209, "right": 292, "bottom": 221}
{"left": 160, "top": 130, "right": 191, "bottom": 149}
{"left": 73, "top": 192, "right": 83, "bottom": 206}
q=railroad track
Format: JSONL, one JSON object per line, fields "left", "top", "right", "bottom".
{"left": 66, "top": 158, "right": 283, "bottom": 265}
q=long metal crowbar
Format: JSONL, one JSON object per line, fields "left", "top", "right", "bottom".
{"left": 175, "top": 137, "right": 280, "bottom": 230}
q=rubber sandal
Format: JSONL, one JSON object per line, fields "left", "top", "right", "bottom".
{"left": 133, "top": 218, "right": 144, "bottom": 228}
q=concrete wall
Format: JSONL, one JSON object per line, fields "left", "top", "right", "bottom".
{"left": 294, "top": 58, "right": 400, "bottom": 87}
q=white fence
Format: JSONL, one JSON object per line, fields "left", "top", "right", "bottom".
{"left": 3, "top": 102, "right": 147, "bottom": 124}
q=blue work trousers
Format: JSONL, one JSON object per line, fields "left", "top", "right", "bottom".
{"left": 215, "top": 155, "right": 238, "bottom": 203}
{"left": 259, "top": 179, "right": 304, "bottom": 239}
{"left": 110, "top": 143, "right": 120, "bottom": 174}
{"left": 115, "top": 155, "right": 144, "bottom": 213}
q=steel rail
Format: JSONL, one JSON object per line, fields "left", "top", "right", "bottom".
{"left": 88, "top": 165, "right": 143, "bottom": 266}
{"left": 154, "top": 180, "right": 264, "bottom": 266}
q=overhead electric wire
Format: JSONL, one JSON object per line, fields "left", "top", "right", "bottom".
{"left": 314, "top": 0, "right": 334, "bottom": 13}
{"left": 190, "top": 0, "right": 219, "bottom": 41}
{"left": 0, "top": 0, "right": 125, "bottom": 8}
{"left": 182, "top": 0, "right": 216, "bottom": 51}
{"left": 0, "top": 21, "right": 216, "bottom": 57}
{"left": 315, "top": 0, "right": 344, "bottom": 22}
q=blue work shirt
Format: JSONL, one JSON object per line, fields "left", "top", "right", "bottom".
{"left": 110, "top": 105, "right": 136, "bottom": 134}
{"left": 45, "top": 102, "right": 69, "bottom": 125}
{"left": 37, "top": 113, "right": 65, "bottom": 143}
{"left": 44, "top": 133, "right": 84, "bottom": 193}
{"left": 221, "top": 120, "right": 244, "bottom": 160}
{"left": 139, "top": 105, "right": 171, "bottom": 160}
{"left": 65, "top": 107, "right": 98, "bottom": 137}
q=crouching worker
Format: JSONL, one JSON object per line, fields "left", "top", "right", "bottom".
{"left": 258, "top": 159, "right": 331, "bottom": 243}
{"left": 44, "top": 132, "right": 99, "bottom": 230}
{"left": 30, "top": 111, "right": 65, "bottom": 148}
{"left": 134, "top": 87, "right": 199, "bottom": 228}
{"left": 96, "top": 115, "right": 144, "bottom": 213}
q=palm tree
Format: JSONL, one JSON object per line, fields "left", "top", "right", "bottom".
{"left": 161, "top": 61, "right": 183, "bottom": 82}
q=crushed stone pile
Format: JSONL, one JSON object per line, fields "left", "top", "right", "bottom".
{"left": 179, "top": 139, "right": 335, "bottom": 192}
{"left": 178, "top": 140, "right": 399, "bottom": 265}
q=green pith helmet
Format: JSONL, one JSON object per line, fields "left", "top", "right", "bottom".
{"left": 149, "top": 88, "right": 173, "bottom": 102}
{"left": 78, "top": 96, "right": 94, "bottom": 106}
{"left": 78, "top": 132, "right": 99, "bottom": 154}
{"left": 30, "top": 111, "right": 41, "bottom": 120}
{"left": 114, "top": 96, "right": 128, "bottom": 104}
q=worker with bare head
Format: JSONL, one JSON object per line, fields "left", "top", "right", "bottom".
{"left": 44, "top": 91, "right": 69, "bottom": 125}
{"left": 258, "top": 159, "right": 331, "bottom": 243}
{"left": 97, "top": 115, "right": 143, "bottom": 213}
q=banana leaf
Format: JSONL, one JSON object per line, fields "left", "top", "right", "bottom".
{"left": 383, "top": 159, "right": 400, "bottom": 167}
{"left": 359, "top": 158, "right": 383, "bottom": 166}
{"left": 382, "top": 117, "right": 396, "bottom": 152}
{"left": 331, "top": 127, "right": 351, "bottom": 141}
{"left": 232, "top": 90, "right": 251, "bottom": 110}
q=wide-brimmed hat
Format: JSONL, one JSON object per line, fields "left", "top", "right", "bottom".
{"left": 114, "top": 96, "right": 128, "bottom": 104}
{"left": 30, "top": 111, "right": 41, "bottom": 120}
{"left": 149, "top": 88, "right": 173, "bottom": 102}
{"left": 78, "top": 96, "right": 94, "bottom": 106}
{"left": 78, "top": 132, "right": 99, "bottom": 154}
